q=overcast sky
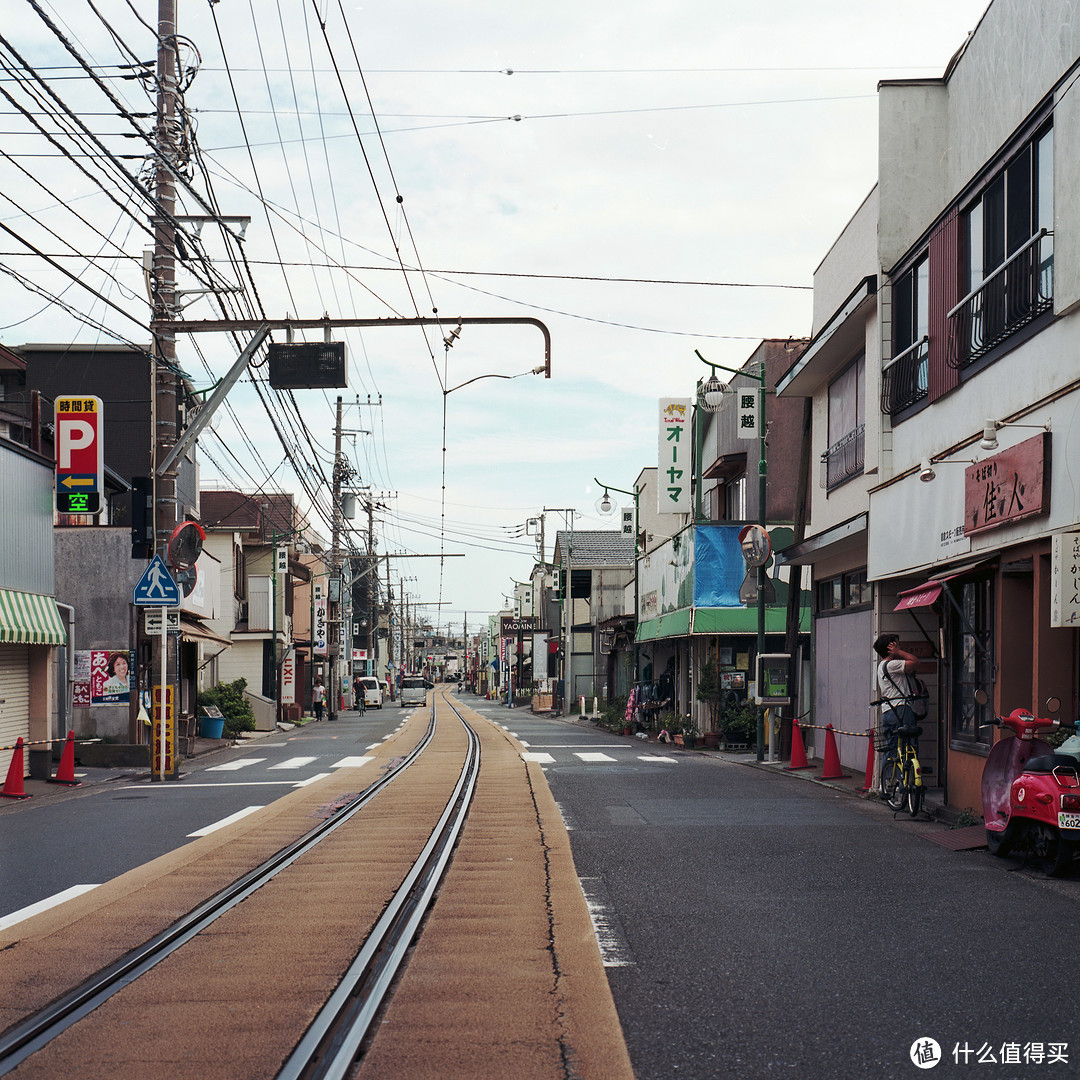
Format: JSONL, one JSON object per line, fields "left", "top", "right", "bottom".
{"left": 0, "top": 0, "right": 991, "bottom": 635}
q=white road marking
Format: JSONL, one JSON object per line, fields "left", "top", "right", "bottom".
{"left": 639, "top": 755, "right": 678, "bottom": 763}
{"left": 331, "top": 756, "right": 375, "bottom": 768}
{"left": 268, "top": 756, "right": 318, "bottom": 770}
{"left": 0, "top": 885, "right": 100, "bottom": 932}
{"left": 518, "top": 740, "right": 530, "bottom": 747}
{"left": 188, "top": 805, "right": 264, "bottom": 837}
{"left": 293, "top": 772, "right": 332, "bottom": 787}
{"left": 578, "top": 877, "right": 634, "bottom": 968}
{"left": 522, "top": 752, "right": 556, "bottom": 764}
{"left": 574, "top": 753, "right": 618, "bottom": 763}
{"left": 205, "top": 758, "right": 265, "bottom": 771}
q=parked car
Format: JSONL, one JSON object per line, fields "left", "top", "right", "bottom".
{"left": 399, "top": 675, "right": 431, "bottom": 707}
{"left": 356, "top": 676, "right": 383, "bottom": 709}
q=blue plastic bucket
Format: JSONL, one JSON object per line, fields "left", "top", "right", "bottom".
{"left": 199, "top": 715, "right": 225, "bottom": 739}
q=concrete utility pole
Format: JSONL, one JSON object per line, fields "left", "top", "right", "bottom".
{"left": 328, "top": 396, "right": 344, "bottom": 722}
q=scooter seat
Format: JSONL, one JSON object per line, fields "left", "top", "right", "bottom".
{"left": 1024, "top": 753, "right": 1080, "bottom": 775}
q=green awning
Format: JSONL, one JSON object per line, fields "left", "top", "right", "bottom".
{"left": 0, "top": 589, "right": 67, "bottom": 645}
{"left": 692, "top": 605, "right": 809, "bottom": 635}
{"left": 636, "top": 609, "right": 692, "bottom": 641}
{"left": 636, "top": 604, "right": 809, "bottom": 641}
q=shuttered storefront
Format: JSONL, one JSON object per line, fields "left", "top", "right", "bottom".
{"left": 0, "top": 645, "right": 30, "bottom": 780}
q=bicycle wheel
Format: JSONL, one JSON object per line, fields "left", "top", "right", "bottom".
{"left": 904, "top": 759, "right": 923, "bottom": 818}
{"left": 880, "top": 753, "right": 904, "bottom": 811}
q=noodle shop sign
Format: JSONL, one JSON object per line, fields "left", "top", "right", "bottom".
{"left": 964, "top": 432, "right": 1050, "bottom": 537}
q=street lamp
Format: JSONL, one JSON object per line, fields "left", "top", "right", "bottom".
{"left": 695, "top": 349, "right": 768, "bottom": 762}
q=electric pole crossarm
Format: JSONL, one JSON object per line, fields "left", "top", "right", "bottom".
{"left": 151, "top": 316, "right": 552, "bottom": 377}
{"left": 156, "top": 325, "right": 269, "bottom": 477}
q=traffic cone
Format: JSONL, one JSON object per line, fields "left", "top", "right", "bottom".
{"left": 1, "top": 738, "right": 31, "bottom": 799}
{"left": 816, "top": 724, "right": 850, "bottom": 781}
{"left": 858, "top": 728, "right": 876, "bottom": 793}
{"left": 49, "top": 730, "right": 81, "bottom": 787}
{"left": 785, "top": 719, "right": 812, "bottom": 771}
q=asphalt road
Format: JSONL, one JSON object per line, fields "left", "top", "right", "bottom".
{"left": 470, "top": 699, "right": 1080, "bottom": 1080}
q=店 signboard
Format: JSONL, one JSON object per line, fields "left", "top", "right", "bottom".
{"left": 658, "top": 397, "right": 691, "bottom": 515}
{"left": 964, "top": 432, "right": 1051, "bottom": 537}
{"left": 55, "top": 395, "right": 103, "bottom": 515}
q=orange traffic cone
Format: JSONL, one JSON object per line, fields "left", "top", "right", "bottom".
{"left": 816, "top": 724, "right": 850, "bottom": 781}
{"left": 785, "top": 719, "right": 812, "bottom": 771}
{"left": 49, "top": 730, "right": 80, "bottom": 786}
{"left": 1, "top": 738, "right": 31, "bottom": 799}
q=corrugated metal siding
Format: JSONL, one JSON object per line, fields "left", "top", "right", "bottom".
{"left": 0, "top": 446, "right": 55, "bottom": 595}
{"left": 928, "top": 209, "right": 960, "bottom": 402}
{"left": 0, "top": 645, "right": 30, "bottom": 780}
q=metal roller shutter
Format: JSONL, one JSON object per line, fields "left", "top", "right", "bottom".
{"left": 0, "top": 645, "right": 30, "bottom": 781}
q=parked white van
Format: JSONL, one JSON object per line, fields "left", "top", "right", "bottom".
{"left": 356, "top": 676, "right": 383, "bottom": 709}
{"left": 399, "top": 675, "right": 430, "bottom": 707}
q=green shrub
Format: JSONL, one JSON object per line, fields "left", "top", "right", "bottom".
{"left": 197, "top": 678, "right": 256, "bottom": 737}
{"left": 719, "top": 701, "right": 757, "bottom": 743}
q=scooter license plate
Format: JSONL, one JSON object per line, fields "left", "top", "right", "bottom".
{"left": 1058, "top": 812, "right": 1080, "bottom": 830}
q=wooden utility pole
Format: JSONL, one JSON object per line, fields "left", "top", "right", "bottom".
{"left": 328, "top": 396, "right": 344, "bottom": 721}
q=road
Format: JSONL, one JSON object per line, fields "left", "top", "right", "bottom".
{"left": 4, "top": 695, "right": 1080, "bottom": 1079}
{"left": 473, "top": 698, "right": 1080, "bottom": 1080}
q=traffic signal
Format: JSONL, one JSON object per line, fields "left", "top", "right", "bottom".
{"left": 131, "top": 476, "right": 153, "bottom": 559}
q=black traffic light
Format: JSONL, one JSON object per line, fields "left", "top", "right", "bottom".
{"left": 131, "top": 476, "right": 153, "bottom": 559}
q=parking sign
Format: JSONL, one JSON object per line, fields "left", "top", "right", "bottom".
{"left": 55, "top": 396, "right": 103, "bottom": 515}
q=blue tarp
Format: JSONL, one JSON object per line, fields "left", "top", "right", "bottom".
{"left": 693, "top": 526, "right": 745, "bottom": 608}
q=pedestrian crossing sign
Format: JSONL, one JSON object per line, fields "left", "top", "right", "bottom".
{"left": 133, "top": 554, "right": 181, "bottom": 606}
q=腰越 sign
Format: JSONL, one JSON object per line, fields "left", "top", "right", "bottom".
{"left": 55, "top": 395, "right": 103, "bottom": 516}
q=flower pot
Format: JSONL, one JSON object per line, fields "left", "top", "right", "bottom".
{"left": 701, "top": 732, "right": 721, "bottom": 749}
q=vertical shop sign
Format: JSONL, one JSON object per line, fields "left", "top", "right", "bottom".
{"left": 1051, "top": 531, "right": 1080, "bottom": 627}
{"left": 658, "top": 397, "right": 691, "bottom": 515}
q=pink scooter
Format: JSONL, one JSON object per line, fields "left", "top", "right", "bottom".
{"left": 978, "top": 690, "right": 1080, "bottom": 876}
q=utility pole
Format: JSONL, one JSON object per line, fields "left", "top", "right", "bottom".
{"left": 328, "top": 396, "right": 344, "bottom": 722}
{"left": 367, "top": 498, "right": 376, "bottom": 677}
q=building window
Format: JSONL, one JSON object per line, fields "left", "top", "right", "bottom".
{"left": 882, "top": 256, "right": 929, "bottom": 416}
{"left": 725, "top": 474, "right": 746, "bottom": 520}
{"left": 951, "top": 122, "right": 1053, "bottom": 367}
{"left": 816, "top": 569, "right": 871, "bottom": 614}
{"left": 822, "top": 354, "right": 865, "bottom": 490}
{"left": 949, "top": 577, "right": 995, "bottom": 750}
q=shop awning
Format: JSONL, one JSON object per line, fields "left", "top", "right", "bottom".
{"left": 0, "top": 588, "right": 67, "bottom": 645}
{"left": 894, "top": 582, "right": 944, "bottom": 611}
{"left": 179, "top": 615, "right": 233, "bottom": 648}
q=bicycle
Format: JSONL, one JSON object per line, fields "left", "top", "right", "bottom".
{"left": 875, "top": 714, "right": 924, "bottom": 818}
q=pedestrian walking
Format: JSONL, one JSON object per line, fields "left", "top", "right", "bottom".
{"left": 313, "top": 676, "right": 326, "bottom": 722}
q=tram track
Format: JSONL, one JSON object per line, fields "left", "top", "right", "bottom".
{"left": 0, "top": 688, "right": 634, "bottom": 1080}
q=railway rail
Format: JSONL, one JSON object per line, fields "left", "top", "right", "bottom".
{"left": 0, "top": 688, "right": 633, "bottom": 1080}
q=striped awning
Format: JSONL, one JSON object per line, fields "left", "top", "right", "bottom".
{"left": 0, "top": 589, "right": 67, "bottom": 645}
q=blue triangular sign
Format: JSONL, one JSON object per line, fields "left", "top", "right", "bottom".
{"left": 133, "top": 554, "right": 181, "bottom": 606}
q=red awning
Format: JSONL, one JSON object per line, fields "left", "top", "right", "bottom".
{"left": 894, "top": 581, "right": 944, "bottom": 611}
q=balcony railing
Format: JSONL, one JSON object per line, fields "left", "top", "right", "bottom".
{"left": 820, "top": 423, "right": 865, "bottom": 490}
{"left": 948, "top": 229, "right": 1053, "bottom": 368}
{"left": 880, "top": 336, "right": 928, "bottom": 416}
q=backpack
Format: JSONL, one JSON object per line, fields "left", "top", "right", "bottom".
{"left": 881, "top": 662, "right": 930, "bottom": 719}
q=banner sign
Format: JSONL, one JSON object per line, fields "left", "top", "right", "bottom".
{"left": 658, "top": 398, "right": 691, "bottom": 515}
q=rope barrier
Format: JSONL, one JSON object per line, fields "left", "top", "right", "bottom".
{"left": 0, "top": 737, "right": 101, "bottom": 753}
{"left": 794, "top": 723, "right": 876, "bottom": 739}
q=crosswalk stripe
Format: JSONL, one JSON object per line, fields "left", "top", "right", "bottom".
{"left": 331, "top": 756, "right": 375, "bottom": 769}
{"left": 0, "top": 885, "right": 100, "bottom": 932}
{"left": 268, "top": 756, "right": 318, "bottom": 770}
{"left": 188, "top": 805, "right": 264, "bottom": 837}
{"left": 206, "top": 758, "right": 265, "bottom": 772}
{"left": 639, "top": 755, "right": 678, "bottom": 763}
{"left": 522, "top": 752, "right": 555, "bottom": 764}
{"left": 574, "top": 753, "right": 617, "bottom": 763}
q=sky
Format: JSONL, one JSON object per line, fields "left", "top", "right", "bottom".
{"left": 0, "top": 0, "right": 992, "bottom": 636}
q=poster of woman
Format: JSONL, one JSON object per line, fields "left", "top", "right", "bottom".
{"left": 90, "top": 650, "right": 133, "bottom": 705}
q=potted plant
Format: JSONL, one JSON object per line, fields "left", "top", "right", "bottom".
{"left": 674, "top": 716, "right": 700, "bottom": 749}
{"left": 719, "top": 700, "right": 757, "bottom": 750}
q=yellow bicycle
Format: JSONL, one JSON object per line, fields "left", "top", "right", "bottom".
{"left": 876, "top": 720, "right": 924, "bottom": 818}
